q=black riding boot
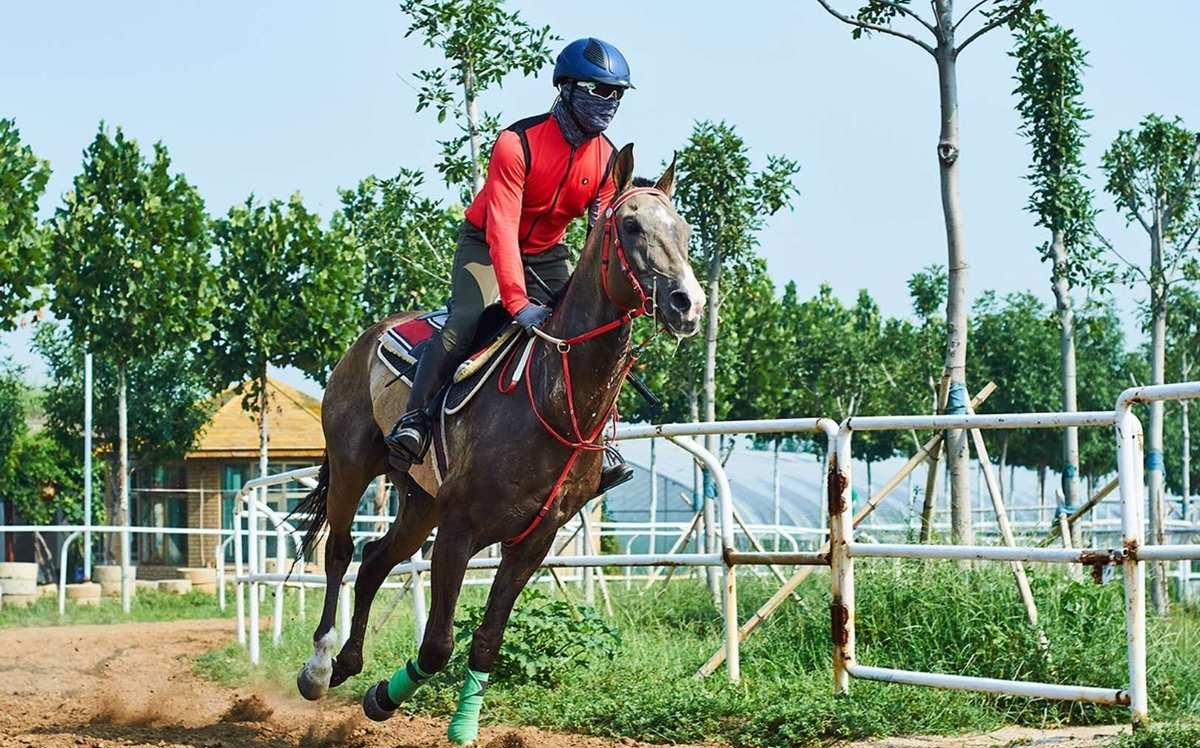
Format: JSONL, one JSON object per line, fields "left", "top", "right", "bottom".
{"left": 385, "top": 336, "right": 458, "bottom": 468}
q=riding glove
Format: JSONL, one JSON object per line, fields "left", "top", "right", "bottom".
{"left": 513, "top": 301, "right": 552, "bottom": 333}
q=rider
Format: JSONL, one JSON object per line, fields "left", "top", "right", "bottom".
{"left": 386, "top": 37, "right": 636, "bottom": 495}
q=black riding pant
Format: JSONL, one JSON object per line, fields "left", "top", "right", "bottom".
{"left": 440, "top": 221, "right": 572, "bottom": 357}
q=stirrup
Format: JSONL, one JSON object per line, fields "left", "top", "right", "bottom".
{"left": 385, "top": 410, "right": 433, "bottom": 465}
{"left": 597, "top": 461, "right": 635, "bottom": 496}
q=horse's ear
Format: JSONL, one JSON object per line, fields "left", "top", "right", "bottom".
{"left": 655, "top": 152, "right": 677, "bottom": 198}
{"left": 612, "top": 143, "right": 635, "bottom": 195}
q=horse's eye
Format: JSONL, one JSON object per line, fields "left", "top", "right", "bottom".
{"left": 622, "top": 217, "right": 641, "bottom": 233}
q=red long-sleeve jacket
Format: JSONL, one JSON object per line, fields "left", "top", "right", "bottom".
{"left": 464, "top": 113, "right": 617, "bottom": 315}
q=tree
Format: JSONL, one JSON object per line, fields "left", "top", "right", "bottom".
{"left": 34, "top": 322, "right": 212, "bottom": 538}
{"left": 0, "top": 359, "right": 92, "bottom": 573}
{"left": 674, "top": 120, "right": 799, "bottom": 589}
{"left": 210, "top": 194, "right": 364, "bottom": 489}
{"left": 0, "top": 118, "right": 51, "bottom": 329}
{"left": 968, "top": 290, "right": 1059, "bottom": 518}
{"left": 1166, "top": 285, "right": 1200, "bottom": 519}
{"left": 1099, "top": 114, "right": 1200, "bottom": 613}
{"left": 1012, "top": 12, "right": 1105, "bottom": 521}
{"left": 399, "top": 0, "right": 556, "bottom": 198}
{"left": 47, "top": 125, "right": 215, "bottom": 600}
{"left": 1074, "top": 300, "right": 1141, "bottom": 483}
{"left": 815, "top": 0, "right": 1036, "bottom": 545}
{"left": 0, "top": 360, "right": 26, "bottom": 512}
{"left": 335, "top": 168, "right": 460, "bottom": 324}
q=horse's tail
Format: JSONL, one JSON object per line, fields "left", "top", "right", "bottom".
{"left": 286, "top": 456, "right": 330, "bottom": 577}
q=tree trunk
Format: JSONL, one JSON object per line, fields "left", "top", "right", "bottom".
{"left": 83, "top": 351, "right": 93, "bottom": 579}
{"left": 689, "top": 384, "right": 702, "bottom": 559}
{"left": 998, "top": 433, "right": 1009, "bottom": 502}
{"left": 1038, "top": 462, "right": 1047, "bottom": 526}
{"left": 258, "top": 368, "right": 270, "bottom": 577}
{"left": 772, "top": 440, "right": 781, "bottom": 550}
{"left": 259, "top": 369, "right": 270, "bottom": 484}
{"left": 116, "top": 362, "right": 131, "bottom": 611}
{"left": 933, "top": 24, "right": 972, "bottom": 546}
{"left": 649, "top": 438, "right": 658, "bottom": 554}
{"left": 1148, "top": 219, "right": 1168, "bottom": 614}
{"left": 701, "top": 242, "right": 722, "bottom": 602}
{"left": 1183, "top": 399, "right": 1191, "bottom": 522}
{"left": 463, "top": 60, "right": 484, "bottom": 196}
{"left": 1049, "top": 228, "right": 1082, "bottom": 546}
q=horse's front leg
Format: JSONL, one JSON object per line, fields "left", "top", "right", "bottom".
{"left": 445, "top": 532, "right": 556, "bottom": 745}
{"left": 362, "top": 508, "right": 476, "bottom": 723}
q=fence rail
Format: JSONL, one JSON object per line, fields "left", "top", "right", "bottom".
{"left": 5, "top": 382, "right": 1200, "bottom": 729}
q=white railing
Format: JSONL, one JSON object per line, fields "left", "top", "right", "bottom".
{"left": 6, "top": 383, "right": 1199, "bottom": 728}
{"left": 228, "top": 384, "right": 1200, "bottom": 728}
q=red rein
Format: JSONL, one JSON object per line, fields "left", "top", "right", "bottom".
{"left": 500, "top": 187, "right": 663, "bottom": 546}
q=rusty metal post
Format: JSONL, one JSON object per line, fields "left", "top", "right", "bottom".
{"left": 830, "top": 426, "right": 855, "bottom": 695}
{"left": 1116, "top": 401, "right": 1148, "bottom": 727}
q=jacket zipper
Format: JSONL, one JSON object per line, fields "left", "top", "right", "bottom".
{"left": 521, "top": 145, "right": 577, "bottom": 246}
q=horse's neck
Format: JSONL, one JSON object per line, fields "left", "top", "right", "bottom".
{"left": 537, "top": 232, "right": 632, "bottom": 426}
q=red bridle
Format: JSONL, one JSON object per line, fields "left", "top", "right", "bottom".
{"left": 499, "top": 186, "right": 668, "bottom": 545}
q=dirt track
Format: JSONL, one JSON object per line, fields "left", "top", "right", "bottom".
{"left": 0, "top": 618, "right": 717, "bottom": 748}
{"left": 0, "top": 619, "right": 1128, "bottom": 748}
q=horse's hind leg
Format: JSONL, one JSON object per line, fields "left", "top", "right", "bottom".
{"left": 330, "top": 475, "right": 437, "bottom": 688}
{"left": 296, "top": 455, "right": 374, "bottom": 701}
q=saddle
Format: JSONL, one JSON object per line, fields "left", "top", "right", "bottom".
{"left": 375, "top": 305, "right": 529, "bottom": 414}
{"left": 376, "top": 306, "right": 533, "bottom": 486}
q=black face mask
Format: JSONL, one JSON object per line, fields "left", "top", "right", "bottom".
{"left": 553, "top": 84, "right": 620, "bottom": 146}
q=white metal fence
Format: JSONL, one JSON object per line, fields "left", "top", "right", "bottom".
{"left": 4, "top": 382, "right": 1200, "bottom": 728}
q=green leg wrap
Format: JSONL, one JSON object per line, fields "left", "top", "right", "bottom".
{"left": 447, "top": 668, "right": 489, "bottom": 745}
{"left": 386, "top": 658, "right": 431, "bottom": 705}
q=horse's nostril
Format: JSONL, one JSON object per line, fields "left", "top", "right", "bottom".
{"left": 668, "top": 289, "right": 691, "bottom": 313}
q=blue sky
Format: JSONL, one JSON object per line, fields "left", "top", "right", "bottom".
{"left": 3, "top": 1, "right": 1198, "bottom": 395}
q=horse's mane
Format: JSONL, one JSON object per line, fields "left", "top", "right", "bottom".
{"left": 631, "top": 176, "right": 655, "bottom": 188}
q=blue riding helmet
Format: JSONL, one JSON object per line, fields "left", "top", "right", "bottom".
{"left": 553, "top": 38, "right": 633, "bottom": 89}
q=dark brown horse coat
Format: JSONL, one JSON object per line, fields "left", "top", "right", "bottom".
{"left": 294, "top": 145, "right": 704, "bottom": 705}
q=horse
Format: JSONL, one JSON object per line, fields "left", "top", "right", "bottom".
{"left": 289, "top": 144, "right": 704, "bottom": 744}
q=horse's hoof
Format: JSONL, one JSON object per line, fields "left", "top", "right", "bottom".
{"left": 296, "top": 665, "right": 328, "bottom": 701}
{"left": 362, "top": 681, "right": 396, "bottom": 722}
{"left": 329, "top": 655, "right": 361, "bottom": 689}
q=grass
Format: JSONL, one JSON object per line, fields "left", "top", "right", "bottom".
{"left": 1105, "top": 723, "right": 1200, "bottom": 748}
{"left": 195, "top": 562, "right": 1200, "bottom": 747}
{"left": 0, "top": 586, "right": 233, "bottom": 627}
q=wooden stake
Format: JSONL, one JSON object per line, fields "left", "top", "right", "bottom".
{"left": 965, "top": 395, "right": 1039, "bottom": 628}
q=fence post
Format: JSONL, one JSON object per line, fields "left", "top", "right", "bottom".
{"left": 1116, "top": 403, "right": 1148, "bottom": 727}
{"left": 234, "top": 508, "right": 246, "bottom": 648}
{"left": 247, "top": 487, "right": 260, "bottom": 665}
{"left": 831, "top": 426, "right": 856, "bottom": 695}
